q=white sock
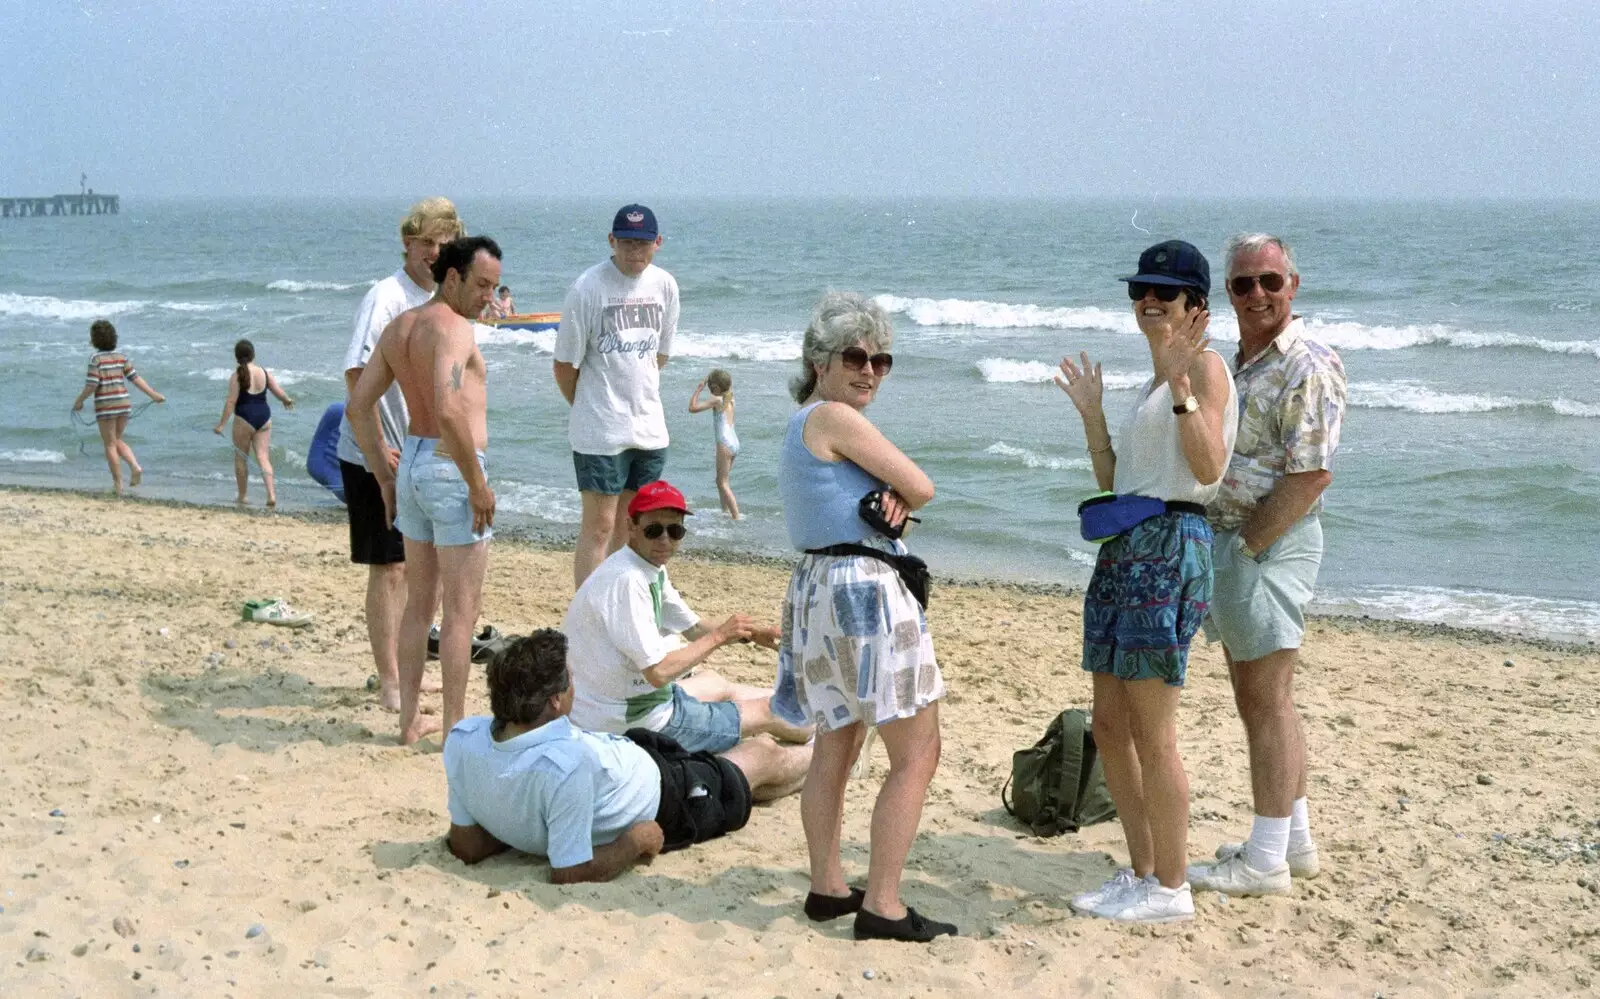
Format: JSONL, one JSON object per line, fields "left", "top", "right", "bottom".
{"left": 1245, "top": 815, "right": 1291, "bottom": 871}
{"left": 1289, "top": 797, "right": 1313, "bottom": 850}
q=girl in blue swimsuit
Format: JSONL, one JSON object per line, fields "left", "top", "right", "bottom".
{"left": 688, "top": 368, "right": 741, "bottom": 519}
{"left": 214, "top": 339, "right": 294, "bottom": 506}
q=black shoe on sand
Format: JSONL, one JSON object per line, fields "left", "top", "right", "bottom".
{"left": 853, "top": 906, "right": 957, "bottom": 942}
{"left": 804, "top": 887, "right": 865, "bottom": 922}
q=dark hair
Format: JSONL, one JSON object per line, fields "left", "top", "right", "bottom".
{"left": 90, "top": 319, "right": 117, "bottom": 351}
{"left": 234, "top": 339, "right": 255, "bottom": 392}
{"left": 1183, "top": 288, "right": 1208, "bottom": 312}
{"left": 497, "top": 285, "right": 510, "bottom": 294}
{"left": 431, "top": 234, "right": 503, "bottom": 286}
{"left": 487, "top": 629, "right": 569, "bottom": 727}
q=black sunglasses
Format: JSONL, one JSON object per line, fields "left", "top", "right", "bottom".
{"left": 642, "top": 523, "right": 686, "bottom": 541}
{"left": 1228, "top": 273, "right": 1288, "bottom": 296}
{"left": 836, "top": 347, "right": 894, "bottom": 376}
{"left": 1126, "top": 282, "right": 1185, "bottom": 302}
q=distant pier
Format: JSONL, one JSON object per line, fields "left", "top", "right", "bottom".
{"left": 1, "top": 194, "right": 120, "bottom": 218}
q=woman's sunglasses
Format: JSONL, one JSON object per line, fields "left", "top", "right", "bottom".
{"left": 1126, "top": 282, "right": 1185, "bottom": 302}
{"left": 642, "top": 523, "right": 686, "bottom": 541}
{"left": 1228, "top": 273, "right": 1288, "bottom": 296}
{"left": 836, "top": 347, "right": 894, "bottom": 376}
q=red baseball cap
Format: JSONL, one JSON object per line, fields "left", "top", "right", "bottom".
{"left": 627, "top": 480, "right": 693, "bottom": 518}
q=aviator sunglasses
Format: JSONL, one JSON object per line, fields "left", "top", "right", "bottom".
{"left": 1228, "top": 272, "right": 1288, "bottom": 296}
{"left": 642, "top": 523, "right": 686, "bottom": 541}
{"left": 836, "top": 346, "right": 894, "bottom": 376}
{"left": 1126, "top": 282, "right": 1185, "bottom": 302}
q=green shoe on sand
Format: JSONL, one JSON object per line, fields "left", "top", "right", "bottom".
{"left": 242, "top": 598, "right": 313, "bottom": 628}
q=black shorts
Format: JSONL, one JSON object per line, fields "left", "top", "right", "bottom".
{"left": 625, "top": 728, "right": 752, "bottom": 853}
{"left": 340, "top": 460, "right": 406, "bottom": 565}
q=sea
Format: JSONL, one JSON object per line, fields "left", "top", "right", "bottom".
{"left": 2, "top": 197, "right": 1597, "bottom": 643}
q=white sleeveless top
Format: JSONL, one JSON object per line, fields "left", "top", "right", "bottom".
{"left": 1111, "top": 349, "right": 1239, "bottom": 505}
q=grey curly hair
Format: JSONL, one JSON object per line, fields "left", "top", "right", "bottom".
{"left": 789, "top": 292, "right": 895, "bottom": 404}
{"left": 1224, "top": 233, "right": 1299, "bottom": 278}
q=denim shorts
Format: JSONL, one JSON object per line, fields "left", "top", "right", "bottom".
{"left": 573, "top": 447, "right": 667, "bottom": 495}
{"left": 1082, "top": 512, "right": 1214, "bottom": 688}
{"left": 653, "top": 683, "right": 741, "bottom": 754}
{"left": 1204, "top": 515, "right": 1323, "bottom": 662}
{"left": 394, "top": 436, "right": 493, "bottom": 548}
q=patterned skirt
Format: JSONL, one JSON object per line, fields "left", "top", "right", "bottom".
{"left": 1082, "top": 511, "right": 1213, "bottom": 688}
{"left": 772, "top": 546, "right": 944, "bottom": 732}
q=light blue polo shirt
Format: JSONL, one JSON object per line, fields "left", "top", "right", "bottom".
{"left": 443, "top": 715, "right": 661, "bottom": 869}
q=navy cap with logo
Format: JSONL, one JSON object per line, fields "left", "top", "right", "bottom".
{"left": 611, "top": 204, "right": 659, "bottom": 241}
{"left": 1121, "top": 239, "right": 1210, "bottom": 294}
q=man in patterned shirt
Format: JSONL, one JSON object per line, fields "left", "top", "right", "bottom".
{"left": 1188, "top": 233, "right": 1348, "bottom": 899}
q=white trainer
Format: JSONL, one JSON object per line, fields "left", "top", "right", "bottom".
{"left": 1104, "top": 881, "right": 1194, "bottom": 923}
{"left": 1186, "top": 851, "right": 1291, "bottom": 896}
{"left": 1214, "top": 840, "right": 1320, "bottom": 879}
{"left": 1069, "top": 868, "right": 1143, "bottom": 915}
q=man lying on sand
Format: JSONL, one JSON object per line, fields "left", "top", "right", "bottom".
{"left": 562, "top": 480, "right": 814, "bottom": 753}
{"left": 444, "top": 630, "right": 810, "bottom": 881}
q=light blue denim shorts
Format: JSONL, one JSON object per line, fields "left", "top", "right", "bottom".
{"left": 394, "top": 436, "right": 493, "bottom": 548}
{"left": 654, "top": 683, "right": 741, "bottom": 754}
{"left": 1203, "top": 515, "right": 1323, "bottom": 662}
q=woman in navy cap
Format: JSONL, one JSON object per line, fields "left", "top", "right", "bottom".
{"left": 1053, "top": 240, "right": 1238, "bottom": 924}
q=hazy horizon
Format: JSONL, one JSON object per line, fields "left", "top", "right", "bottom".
{"left": 4, "top": 1, "right": 1597, "bottom": 200}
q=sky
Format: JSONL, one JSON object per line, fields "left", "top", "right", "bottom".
{"left": 2, "top": 0, "right": 1597, "bottom": 199}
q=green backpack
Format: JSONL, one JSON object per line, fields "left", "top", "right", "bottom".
{"left": 1002, "top": 708, "right": 1118, "bottom": 836}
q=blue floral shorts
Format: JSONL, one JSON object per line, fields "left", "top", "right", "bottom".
{"left": 1082, "top": 512, "right": 1213, "bottom": 687}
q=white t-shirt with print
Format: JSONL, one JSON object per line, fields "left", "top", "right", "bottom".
{"left": 337, "top": 268, "right": 432, "bottom": 468}
{"left": 563, "top": 546, "right": 699, "bottom": 734}
{"left": 554, "top": 259, "right": 679, "bottom": 455}
{"left": 443, "top": 715, "right": 661, "bottom": 869}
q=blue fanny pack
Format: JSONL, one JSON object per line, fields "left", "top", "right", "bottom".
{"left": 1077, "top": 492, "right": 1206, "bottom": 543}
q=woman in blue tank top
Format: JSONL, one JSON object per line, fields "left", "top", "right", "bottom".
{"left": 772, "top": 292, "right": 954, "bottom": 943}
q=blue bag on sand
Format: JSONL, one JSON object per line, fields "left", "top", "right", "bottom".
{"left": 1077, "top": 492, "right": 1168, "bottom": 544}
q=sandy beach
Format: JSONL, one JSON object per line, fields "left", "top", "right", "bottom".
{"left": 2, "top": 486, "right": 1597, "bottom": 998}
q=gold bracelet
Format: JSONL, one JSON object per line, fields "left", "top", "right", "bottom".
{"left": 1086, "top": 441, "right": 1113, "bottom": 454}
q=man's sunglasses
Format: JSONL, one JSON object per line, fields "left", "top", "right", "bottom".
{"left": 1126, "top": 282, "right": 1185, "bottom": 302}
{"left": 1228, "top": 273, "right": 1288, "bottom": 296}
{"left": 642, "top": 523, "right": 686, "bottom": 541}
{"left": 836, "top": 347, "right": 894, "bottom": 376}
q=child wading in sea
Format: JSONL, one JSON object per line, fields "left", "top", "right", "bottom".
{"left": 71, "top": 319, "right": 165, "bottom": 495}
{"left": 213, "top": 339, "right": 294, "bottom": 507}
{"left": 688, "top": 368, "right": 741, "bottom": 519}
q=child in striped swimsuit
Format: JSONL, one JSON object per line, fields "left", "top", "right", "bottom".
{"left": 71, "top": 319, "right": 165, "bottom": 495}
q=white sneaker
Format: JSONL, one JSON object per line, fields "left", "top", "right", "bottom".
{"left": 1214, "top": 840, "right": 1320, "bottom": 879}
{"left": 1069, "top": 868, "right": 1144, "bottom": 915}
{"left": 1186, "top": 851, "right": 1291, "bottom": 896}
{"left": 249, "top": 600, "right": 313, "bottom": 628}
{"left": 1104, "top": 881, "right": 1194, "bottom": 923}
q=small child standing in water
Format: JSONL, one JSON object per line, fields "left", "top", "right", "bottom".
{"left": 71, "top": 319, "right": 165, "bottom": 495}
{"left": 688, "top": 368, "right": 741, "bottom": 519}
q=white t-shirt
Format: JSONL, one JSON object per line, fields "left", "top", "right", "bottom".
{"left": 554, "top": 259, "right": 679, "bottom": 455}
{"left": 563, "top": 546, "right": 699, "bottom": 734}
{"left": 443, "top": 715, "right": 661, "bottom": 869}
{"left": 337, "top": 268, "right": 432, "bottom": 468}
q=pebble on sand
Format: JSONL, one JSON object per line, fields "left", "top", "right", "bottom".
{"left": 112, "top": 916, "right": 136, "bottom": 938}
{"left": 1477, "top": 773, "right": 1494, "bottom": 785}
{"left": 246, "top": 923, "right": 266, "bottom": 939}
{"left": 49, "top": 808, "right": 64, "bottom": 817}
{"left": 225, "top": 639, "right": 238, "bottom": 649}
{"left": 862, "top": 969, "right": 877, "bottom": 980}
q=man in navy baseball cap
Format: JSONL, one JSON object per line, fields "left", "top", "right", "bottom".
{"left": 1121, "top": 239, "right": 1210, "bottom": 295}
{"left": 611, "top": 203, "right": 659, "bottom": 241}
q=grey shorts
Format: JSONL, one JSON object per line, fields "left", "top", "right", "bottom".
{"left": 1204, "top": 515, "right": 1323, "bottom": 662}
{"left": 393, "top": 436, "right": 493, "bottom": 548}
{"left": 573, "top": 448, "right": 667, "bottom": 496}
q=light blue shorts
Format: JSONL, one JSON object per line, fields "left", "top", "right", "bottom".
{"left": 394, "top": 436, "right": 493, "bottom": 548}
{"left": 1203, "top": 515, "right": 1323, "bottom": 662}
{"left": 654, "top": 683, "right": 741, "bottom": 754}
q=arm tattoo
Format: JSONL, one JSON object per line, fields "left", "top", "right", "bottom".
{"left": 450, "top": 362, "right": 463, "bottom": 392}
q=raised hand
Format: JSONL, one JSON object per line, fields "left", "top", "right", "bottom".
{"left": 1055, "top": 351, "right": 1104, "bottom": 417}
{"left": 1160, "top": 308, "right": 1211, "bottom": 386}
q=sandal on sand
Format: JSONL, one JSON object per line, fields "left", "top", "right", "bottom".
{"left": 427, "top": 624, "right": 508, "bottom": 663}
{"left": 242, "top": 598, "right": 313, "bottom": 629}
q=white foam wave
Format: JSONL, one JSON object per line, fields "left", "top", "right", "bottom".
{"left": 495, "top": 481, "right": 582, "bottom": 524}
{"left": 671, "top": 333, "right": 802, "bottom": 363}
{"left": 984, "top": 442, "right": 1091, "bottom": 472}
{"left": 1303, "top": 319, "right": 1600, "bottom": 358}
{"left": 975, "top": 358, "right": 1146, "bottom": 391}
{"left": 191, "top": 367, "right": 338, "bottom": 386}
{"left": 0, "top": 449, "right": 67, "bottom": 464}
{"left": 475, "top": 326, "right": 557, "bottom": 351}
{"left": 0, "top": 292, "right": 220, "bottom": 320}
{"left": 1316, "top": 585, "right": 1600, "bottom": 644}
{"left": 267, "top": 279, "right": 361, "bottom": 292}
{"left": 876, "top": 295, "right": 1137, "bottom": 334}
{"left": 1349, "top": 380, "right": 1600, "bottom": 417}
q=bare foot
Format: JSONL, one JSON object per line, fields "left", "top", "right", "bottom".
{"left": 236, "top": 496, "right": 248, "bottom": 506}
{"left": 266, "top": 497, "right": 277, "bottom": 509}
{"left": 400, "top": 715, "right": 444, "bottom": 746}
{"left": 130, "top": 467, "right": 142, "bottom": 487}
{"left": 378, "top": 686, "right": 401, "bottom": 712}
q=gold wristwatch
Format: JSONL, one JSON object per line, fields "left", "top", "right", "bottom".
{"left": 1172, "top": 395, "right": 1199, "bottom": 415}
{"left": 1236, "top": 536, "right": 1260, "bottom": 561}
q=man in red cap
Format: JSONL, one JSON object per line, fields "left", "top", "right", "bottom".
{"left": 562, "top": 480, "right": 814, "bottom": 756}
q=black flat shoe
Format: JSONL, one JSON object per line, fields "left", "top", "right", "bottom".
{"left": 853, "top": 906, "right": 957, "bottom": 942}
{"left": 804, "top": 887, "right": 865, "bottom": 922}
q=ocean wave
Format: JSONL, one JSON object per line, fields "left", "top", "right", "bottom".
{"left": 191, "top": 367, "right": 339, "bottom": 386}
{"left": 475, "top": 326, "right": 557, "bottom": 351}
{"left": 0, "top": 448, "right": 67, "bottom": 464}
{"left": 876, "top": 294, "right": 1138, "bottom": 334}
{"left": 1349, "top": 380, "right": 1600, "bottom": 417}
{"left": 1303, "top": 319, "right": 1600, "bottom": 357}
{"left": 0, "top": 292, "right": 222, "bottom": 321}
{"left": 495, "top": 481, "right": 582, "bottom": 524}
{"left": 975, "top": 358, "right": 1146, "bottom": 390}
{"left": 266, "top": 279, "right": 364, "bottom": 292}
{"left": 984, "top": 442, "right": 1091, "bottom": 472}
{"left": 473, "top": 325, "right": 802, "bottom": 363}
{"left": 1316, "top": 585, "right": 1600, "bottom": 644}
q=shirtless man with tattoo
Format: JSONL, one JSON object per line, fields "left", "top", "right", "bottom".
{"left": 349, "top": 235, "right": 502, "bottom": 745}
